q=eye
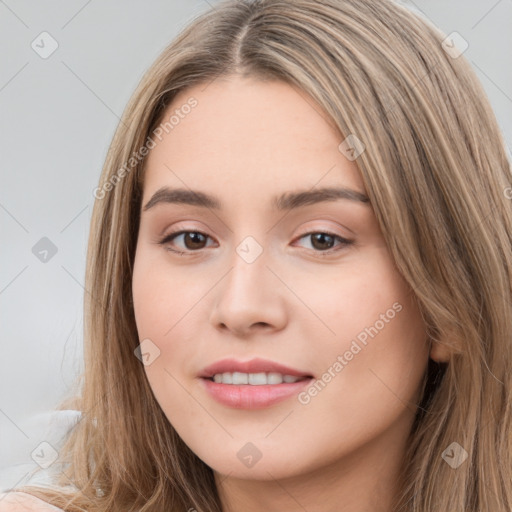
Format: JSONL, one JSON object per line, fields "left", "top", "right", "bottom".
{"left": 293, "top": 231, "right": 353, "bottom": 255}
{"left": 158, "top": 229, "right": 353, "bottom": 257}
{"left": 158, "top": 230, "right": 215, "bottom": 255}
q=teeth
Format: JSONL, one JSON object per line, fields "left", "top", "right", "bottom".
{"left": 267, "top": 372, "right": 283, "bottom": 385}
{"left": 248, "top": 372, "right": 266, "bottom": 385}
{"left": 210, "top": 372, "right": 304, "bottom": 385}
{"left": 232, "top": 372, "right": 248, "bottom": 385}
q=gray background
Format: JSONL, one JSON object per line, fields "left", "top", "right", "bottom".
{"left": 1, "top": 0, "right": 511, "bottom": 490}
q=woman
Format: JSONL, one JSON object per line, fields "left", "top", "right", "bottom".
{"left": 2, "top": 0, "right": 511, "bottom": 510}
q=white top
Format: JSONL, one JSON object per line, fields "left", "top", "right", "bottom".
{"left": 0, "top": 491, "right": 65, "bottom": 511}
{"left": 0, "top": 410, "right": 81, "bottom": 505}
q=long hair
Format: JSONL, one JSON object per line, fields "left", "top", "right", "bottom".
{"left": 14, "top": 0, "right": 512, "bottom": 510}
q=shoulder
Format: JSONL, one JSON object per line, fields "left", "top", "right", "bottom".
{"left": 0, "top": 492, "right": 65, "bottom": 511}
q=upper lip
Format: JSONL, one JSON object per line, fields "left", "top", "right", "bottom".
{"left": 199, "top": 358, "right": 313, "bottom": 379}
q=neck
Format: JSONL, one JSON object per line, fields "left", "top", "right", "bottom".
{"left": 214, "top": 414, "right": 412, "bottom": 512}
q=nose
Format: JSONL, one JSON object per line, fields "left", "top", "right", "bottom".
{"left": 209, "top": 246, "right": 288, "bottom": 337}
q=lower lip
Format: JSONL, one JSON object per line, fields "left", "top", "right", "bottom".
{"left": 200, "top": 377, "right": 313, "bottom": 409}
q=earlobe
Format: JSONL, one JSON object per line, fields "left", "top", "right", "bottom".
{"left": 429, "top": 340, "right": 452, "bottom": 363}
{"left": 429, "top": 331, "right": 462, "bottom": 362}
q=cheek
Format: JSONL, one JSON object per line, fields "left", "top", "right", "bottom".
{"left": 294, "top": 248, "right": 429, "bottom": 422}
{"left": 131, "top": 247, "right": 217, "bottom": 394}
{"left": 132, "top": 253, "right": 205, "bottom": 429}
{"left": 295, "top": 247, "right": 424, "bottom": 352}
{"left": 132, "top": 249, "right": 207, "bottom": 339}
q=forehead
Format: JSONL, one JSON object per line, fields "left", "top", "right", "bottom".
{"left": 142, "top": 76, "right": 366, "bottom": 203}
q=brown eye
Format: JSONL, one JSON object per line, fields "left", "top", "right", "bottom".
{"left": 310, "top": 233, "right": 335, "bottom": 250}
{"left": 159, "top": 230, "right": 214, "bottom": 254}
{"left": 181, "top": 232, "right": 208, "bottom": 250}
{"left": 294, "top": 231, "right": 353, "bottom": 255}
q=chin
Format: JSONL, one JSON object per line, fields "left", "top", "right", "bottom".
{"left": 197, "top": 444, "right": 310, "bottom": 481}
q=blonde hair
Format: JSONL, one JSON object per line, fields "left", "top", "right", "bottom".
{"left": 13, "top": 0, "right": 512, "bottom": 510}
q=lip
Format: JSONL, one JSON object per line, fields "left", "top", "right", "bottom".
{"left": 198, "top": 357, "right": 314, "bottom": 409}
{"left": 200, "top": 378, "right": 313, "bottom": 409}
{"left": 199, "top": 357, "right": 312, "bottom": 379}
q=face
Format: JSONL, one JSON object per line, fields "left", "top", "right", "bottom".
{"left": 132, "top": 76, "right": 430, "bottom": 482}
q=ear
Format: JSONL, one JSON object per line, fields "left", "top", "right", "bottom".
{"left": 429, "top": 339, "right": 452, "bottom": 363}
{"left": 429, "top": 330, "right": 461, "bottom": 363}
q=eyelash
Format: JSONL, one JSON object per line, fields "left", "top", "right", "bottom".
{"left": 157, "top": 229, "right": 354, "bottom": 257}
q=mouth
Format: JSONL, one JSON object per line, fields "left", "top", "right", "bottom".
{"left": 198, "top": 358, "right": 314, "bottom": 409}
{"left": 205, "top": 372, "right": 311, "bottom": 385}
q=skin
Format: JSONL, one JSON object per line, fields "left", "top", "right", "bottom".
{"left": 132, "top": 76, "right": 444, "bottom": 512}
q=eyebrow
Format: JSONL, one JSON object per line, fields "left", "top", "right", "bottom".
{"left": 142, "top": 186, "right": 370, "bottom": 212}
